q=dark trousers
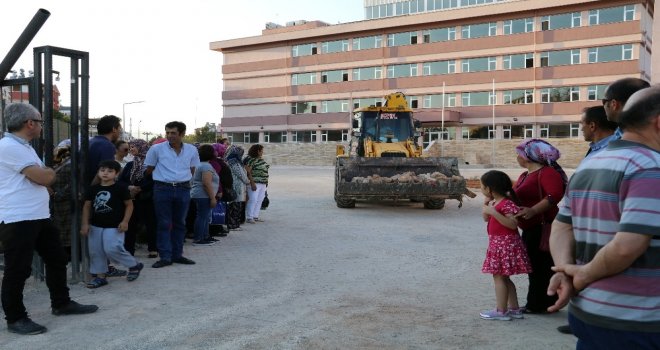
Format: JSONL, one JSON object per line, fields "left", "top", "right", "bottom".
{"left": 153, "top": 184, "right": 190, "bottom": 262}
{"left": 239, "top": 201, "right": 246, "bottom": 224}
{"left": 570, "top": 313, "right": 660, "bottom": 349}
{"left": 226, "top": 201, "right": 242, "bottom": 229}
{"left": 0, "top": 219, "right": 71, "bottom": 323}
{"left": 125, "top": 199, "right": 157, "bottom": 255}
{"left": 522, "top": 225, "right": 558, "bottom": 312}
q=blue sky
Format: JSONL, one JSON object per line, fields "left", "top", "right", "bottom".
{"left": 2, "top": 1, "right": 364, "bottom": 137}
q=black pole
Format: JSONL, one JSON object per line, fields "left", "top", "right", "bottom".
{"left": 0, "top": 9, "right": 50, "bottom": 83}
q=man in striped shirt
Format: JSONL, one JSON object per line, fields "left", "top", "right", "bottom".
{"left": 548, "top": 85, "right": 660, "bottom": 348}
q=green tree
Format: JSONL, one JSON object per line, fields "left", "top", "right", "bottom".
{"left": 194, "top": 122, "right": 217, "bottom": 143}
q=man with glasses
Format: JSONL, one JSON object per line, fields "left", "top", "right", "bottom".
{"left": 601, "top": 77, "right": 650, "bottom": 139}
{"left": 0, "top": 103, "right": 98, "bottom": 335}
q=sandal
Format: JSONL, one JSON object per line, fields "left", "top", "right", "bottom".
{"left": 86, "top": 277, "right": 108, "bottom": 289}
{"left": 126, "top": 263, "right": 144, "bottom": 282}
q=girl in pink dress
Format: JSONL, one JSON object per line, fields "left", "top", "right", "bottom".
{"left": 479, "top": 170, "right": 532, "bottom": 321}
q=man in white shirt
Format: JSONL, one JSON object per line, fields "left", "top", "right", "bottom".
{"left": 0, "top": 103, "right": 97, "bottom": 335}
{"left": 144, "top": 121, "right": 200, "bottom": 268}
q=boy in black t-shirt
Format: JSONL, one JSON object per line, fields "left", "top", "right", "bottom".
{"left": 81, "top": 160, "right": 143, "bottom": 288}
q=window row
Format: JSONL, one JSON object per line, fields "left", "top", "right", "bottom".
{"left": 226, "top": 130, "right": 349, "bottom": 144}
{"left": 290, "top": 45, "right": 633, "bottom": 85}
{"left": 293, "top": 5, "right": 636, "bottom": 56}
{"left": 290, "top": 85, "right": 607, "bottom": 114}
{"left": 366, "top": 0, "right": 506, "bottom": 20}
{"left": 422, "top": 123, "right": 581, "bottom": 144}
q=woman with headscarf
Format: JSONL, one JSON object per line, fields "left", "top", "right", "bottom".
{"left": 208, "top": 143, "right": 233, "bottom": 236}
{"left": 513, "top": 139, "right": 567, "bottom": 314}
{"left": 51, "top": 140, "right": 74, "bottom": 261}
{"left": 224, "top": 145, "right": 250, "bottom": 231}
{"left": 118, "top": 139, "right": 157, "bottom": 258}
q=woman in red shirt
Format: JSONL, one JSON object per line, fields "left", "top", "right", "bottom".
{"left": 513, "top": 139, "right": 567, "bottom": 314}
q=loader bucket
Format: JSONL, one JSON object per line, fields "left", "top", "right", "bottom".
{"left": 334, "top": 156, "right": 471, "bottom": 208}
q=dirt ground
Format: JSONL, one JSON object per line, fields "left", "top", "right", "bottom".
{"left": 0, "top": 166, "right": 576, "bottom": 350}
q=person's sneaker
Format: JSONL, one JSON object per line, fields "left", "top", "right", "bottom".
{"left": 152, "top": 260, "right": 172, "bottom": 268}
{"left": 254, "top": 218, "right": 264, "bottom": 222}
{"left": 192, "top": 239, "right": 215, "bottom": 246}
{"left": 7, "top": 317, "right": 47, "bottom": 335}
{"left": 246, "top": 219, "right": 256, "bottom": 224}
{"left": 557, "top": 325, "right": 573, "bottom": 334}
{"left": 479, "top": 309, "right": 511, "bottom": 321}
{"left": 52, "top": 301, "right": 99, "bottom": 316}
{"left": 507, "top": 308, "right": 524, "bottom": 319}
{"left": 106, "top": 265, "right": 127, "bottom": 277}
{"left": 172, "top": 256, "right": 196, "bottom": 265}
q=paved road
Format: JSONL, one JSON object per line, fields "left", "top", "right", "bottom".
{"left": 1, "top": 166, "right": 576, "bottom": 349}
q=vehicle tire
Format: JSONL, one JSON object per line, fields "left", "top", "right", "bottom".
{"left": 335, "top": 196, "right": 356, "bottom": 208}
{"left": 423, "top": 199, "right": 445, "bottom": 210}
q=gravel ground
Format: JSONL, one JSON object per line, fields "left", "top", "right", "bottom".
{"left": 0, "top": 166, "right": 576, "bottom": 349}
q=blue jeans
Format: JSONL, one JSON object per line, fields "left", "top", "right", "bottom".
{"left": 153, "top": 183, "right": 190, "bottom": 262}
{"left": 193, "top": 198, "right": 212, "bottom": 242}
{"left": 570, "top": 313, "right": 660, "bottom": 350}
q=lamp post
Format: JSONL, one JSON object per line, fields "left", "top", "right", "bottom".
{"left": 122, "top": 100, "right": 145, "bottom": 139}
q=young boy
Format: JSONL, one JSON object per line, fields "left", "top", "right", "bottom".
{"left": 81, "top": 160, "right": 143, "bottom": 288}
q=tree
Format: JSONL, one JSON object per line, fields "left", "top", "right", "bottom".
{"left": 193, "top": 122, "right": 217, "bottom": 143}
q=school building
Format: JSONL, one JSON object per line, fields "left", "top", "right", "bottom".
{"left": 210, "top": 0, "right": 655, "bottom": 149}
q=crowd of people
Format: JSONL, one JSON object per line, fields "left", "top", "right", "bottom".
{"left": 0, "top": 111, "right": 270, "bottom": 335}
{"left": 478, "top": 78, "right": 659, "bottom": 348}
{"left": 1, "top": 78, "right": 658, "bottom": 348}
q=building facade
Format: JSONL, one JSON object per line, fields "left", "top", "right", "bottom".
{"left": 211, "top": 0, "right": 654, "bottom": 147}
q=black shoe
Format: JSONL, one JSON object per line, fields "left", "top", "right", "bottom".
{"left": 7, "top": 318, "right": 47, "bottom": 335}
{"left": 557, "top": 325, "right": 573, "bottom": 334}
{"left": 206, "top": 237, "right": 219, "bottom": 242}
{"left": 52, "top": 301, "right": 99, "bottom": 316}
{"left": 192, "top": 239, "right": 215, "bottom": 246}
{"left": 172, "top": 256, "right": 195, "bottom": 265}
{"left": 152, "top": 260, "right": 172, "bottom": 268}
{"left": 106, "top": 265, "right": 127, "bottom": 277}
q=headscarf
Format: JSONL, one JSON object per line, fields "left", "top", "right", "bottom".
{"left": 224, "top": 144, "right": 244, "bottom": 163}
{"left": 128, "top": 139, "right": 149, "bottom": 183}
{"left": 212, "top": 143, "right": 227, "bottom": 158}
{"left": 516, "top": 139, "right": 568, "bottom": 185}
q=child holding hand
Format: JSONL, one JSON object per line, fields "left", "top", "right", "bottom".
{"left": 81, "top": 160, "right": 143, "bottom": 288}
{"left": 479, "top": 170, "right": 532, "bottom": 321}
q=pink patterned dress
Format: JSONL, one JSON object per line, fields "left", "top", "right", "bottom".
{"left": 482, "top": 199, "right": 532, "bottom": 276}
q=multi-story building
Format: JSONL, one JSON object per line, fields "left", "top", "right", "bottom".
{"left": 211, "top": 0, "right": 655, "bottom": 147}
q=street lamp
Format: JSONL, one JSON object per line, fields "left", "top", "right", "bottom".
{"left": 122, "top": 100, "right": 145, "bottom": 139}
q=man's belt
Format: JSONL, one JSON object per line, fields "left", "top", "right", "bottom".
{"left": 154, "top": 180, "right": 191, "bottom": 188}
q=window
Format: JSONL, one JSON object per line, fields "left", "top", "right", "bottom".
{"left": 352, "top": 67, "right": 383, "bottom": 81}
{"left": 587, "top": 85, "right": 607, "bottom": 100}
{"left": 263, "top": 132, "right": 270, "bottom": 143}
{"left": 503, "top": 18, "right": 534, "bottom": 34}
{"left": 354, "top": 97, "right": 380, "bottom": 108}
{"left": 291, "top": 72, "right": 317, "bottom": 85}
{"left": 589, "top": 5, "right": 635, "bottom": 25}
{"left": 422, "top": 27, "right": 457, "bottom": 43}
{"left": 406, "top": 95, "right": 420, "bottom": 109}
{"left": 353, "top": 35, "right": 382, "bottom": 50}
{"left": 291, "top": 102, "right": 315, "bottom": 114}
{"left": 387, "top": 64, "right": 417, "bottom": 78}
{"left": 423, "top": 60, "right": 456, "bottom": 75}
{"left": 570, "top": 123, "right": 580, "bottom": 138}
{"left": 321, "top": 40, "right": 349, "bottom": 54}
{"left": 541, "top": 12, "right": 580, "bottom": 30}
{"left": 462, "top": 91, "right": 491, "bottom": 106}
{"left": 540, "top": 49, "right": 580, "bottom": 67}
{"left": 462, "top": 57, "right": 493, "bottom": 72}
{"left": 587, "top": 44, "right": 634, "bottom": 63}
{"left": 281, "top": 131, "right": 288, "bottom": 143}
{"left": 292, "top": 43, "right": 317, "bottom": 57}
{"left": 503, "top": 53, "right": 534, "bottom": 69}
{"left": 387, "top": 31, "right": 417, "bottom": 47}
{"left": 461, "top": 22, "right": 495, "bottom": 39}
{"left": 422, "top": 93, "right": 455, "bottom": 108}
{"left": 503, "top": 89, "right": 534, "bottom": 104}
{"left": 321, "top": 100, "right": 349, "bottom": 113}
{"left": 541, "top": 86, "right": 580, "bottom": 103}
{"left": 488, "top": 57, "right": 497, "bottom": 71}
{"left": 321, "top": 70, "right": 349, "bottom": 83}
{"left": 524, "top": 125, "right": 534, "bottom": 138}
{"left": 540, "top": 124, "right": 549, "bottom": 138}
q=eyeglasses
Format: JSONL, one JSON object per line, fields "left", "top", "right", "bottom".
{"left": 602, "top": 98, "right": 613, "bottom": 105}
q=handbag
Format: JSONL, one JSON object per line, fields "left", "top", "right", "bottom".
{"left": 210, "top": 201, "right": 227, "bottom": 225}
{"left": 261, "top": 191, "right": 269, "bottom": 210}
{"left": 536, "top": 169, "right": 552, "bottom": 252}
{"left": 221, "top": 188, "right": 237, "bottom": 202}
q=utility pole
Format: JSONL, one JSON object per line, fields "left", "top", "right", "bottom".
{"left": 143, "top": 131, "right": 152, "bottom": 141}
